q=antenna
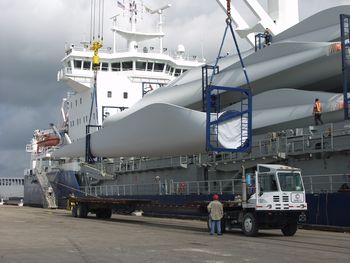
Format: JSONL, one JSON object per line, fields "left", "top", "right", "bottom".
{"left": 110, "top": 14, "right": 120, "bottom": 53}
{"left": 144, "top": 3, "right": 172, "bottom": 53}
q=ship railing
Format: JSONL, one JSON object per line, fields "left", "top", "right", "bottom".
{"left": 206, "top": 125, "right": 350, "bottom": 166}
{"left": 170, "top": 179, "right": 243, "bottom": 196}
{"left": 79, "top": 172, "right": 350, "bottom": 197}
{"left": 67, "top": 45, "right": 204, "bottom": 62}
{"left": 80, "top": 178, "right": 244, "bottom": 197}
{"left": 80, "top": 182, "right": 166, "bottom": 197}
{"left": 303, "top": 173, "right": 350, "bottom": 194}
{"left": 112, "top": 156, "right": 188, "bottom": 173}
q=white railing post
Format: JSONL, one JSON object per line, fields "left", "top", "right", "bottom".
{"left": 310, "top": 177, "right": 313, "bottom": 194}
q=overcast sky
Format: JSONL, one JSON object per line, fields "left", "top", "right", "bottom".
{"left": 0, "top": 0, "right": 349, "bottom": 178}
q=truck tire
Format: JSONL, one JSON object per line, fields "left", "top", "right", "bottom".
{"left": 281, "top": 223, "right": 298, "bottom": 236}
{"left": 242, "top": 212, "right": 258, "bottom": 237}
{"left": 77, "top": 204, "right": 88, "bottom": 218}
{"left": 71, "top": 206, "right": 77, "bottom": 217}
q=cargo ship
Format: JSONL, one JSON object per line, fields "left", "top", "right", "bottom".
{"left": 25, "top": 0, "right": 350, "bottom": 227}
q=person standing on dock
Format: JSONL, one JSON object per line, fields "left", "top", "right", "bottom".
{"left": 207, "top": 194, "right": 224, "bottom": 235}
{"left": 313, "top": 98, "right": 323, "bottom": 125}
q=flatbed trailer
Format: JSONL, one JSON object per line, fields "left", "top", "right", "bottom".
{"left": 67, "top": 164, "right": 308, "bottom": 237}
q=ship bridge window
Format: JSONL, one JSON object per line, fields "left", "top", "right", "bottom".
{"left": 154, "top": 63, "right": 165, "bottom": 72}
{"left": 101, "top": 62, "right": 109, "bottom": 71}
{"left": 169, "top": 67, "right": 174, "bottom": 75}
{"left": 136, "top": 61, "right": 147, "bottom": 71}
{"left": 147, "top": 62, "right": 154, "bottom": 71}
{"left": 73, "top": 60, "right": 82, "bottom": 69}
{"left": 111, "top": 62, "right": 121, "bottom": 71}
{"left": 182, "top": 69, "right": 187, "bottom": 73}
{"left": 83, "top": 61, "right": 91, "bottom": 70}
{"left": 165, "top": 65, "right": 171, "bottom": 73}
{"left": 174, "top": 68, "right": 182, "bottom": 77}
{"left": 122, "top": 61, "right": 133, "bottom": 71}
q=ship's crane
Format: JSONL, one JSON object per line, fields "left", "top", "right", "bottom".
{"left": 89, "top": 0, "right": 105, "bottom": 125}
{"left": 86, "top": 0, "right": 105, "bottom": 163}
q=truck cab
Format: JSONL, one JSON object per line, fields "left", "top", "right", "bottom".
{"left": 248, "top": 164, "right": 307, "bottom": 211}
{"left": 223, "top": 164, "right": 307, "bottom": 236}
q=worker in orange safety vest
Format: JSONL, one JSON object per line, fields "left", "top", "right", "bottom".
{"left": 313, "top": 98, "right": 323, "bottom": 125}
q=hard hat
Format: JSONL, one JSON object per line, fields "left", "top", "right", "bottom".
{"left": 213, "top": 194, "right": 219, "bottom": 200}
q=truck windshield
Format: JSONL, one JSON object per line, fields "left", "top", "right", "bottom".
{"left": 259, "top": 173, "right": 278, "bottom": 192}
{"left": 277, "top": 172, "right": 304, "bottom": 191}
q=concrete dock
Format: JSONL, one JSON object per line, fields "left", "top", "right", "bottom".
{"left": 0, "top": 206, "right": 349, "bottom": 263}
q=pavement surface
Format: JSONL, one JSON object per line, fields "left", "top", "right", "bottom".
{"left": 0, "top": 206, "right": 349, "bottom": 263}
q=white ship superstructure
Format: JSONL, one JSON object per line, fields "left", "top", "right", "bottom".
{"left": 57, "top": 2, "right": 203, "bottom": 142}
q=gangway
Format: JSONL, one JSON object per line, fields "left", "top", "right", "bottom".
{"left": 203, "top": 0, "right": 252, "bottom": 153}
{"left": 340, "top": 14, "right": 350, "bottom": 120}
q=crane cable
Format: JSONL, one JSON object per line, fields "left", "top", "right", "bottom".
{"left": 209, "top": 0, "right": 251, "bottom": 90}
{"left": 88, "top": 0, "right": 104, "bottom": 126}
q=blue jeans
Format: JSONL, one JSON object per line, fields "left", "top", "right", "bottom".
{"left": 210, "top": 219, "right": 222, "bottom": 235}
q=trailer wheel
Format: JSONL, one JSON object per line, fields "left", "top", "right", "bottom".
{"left": 103, "top": 209, "right": 112, "bottom": 219}
{"left": 281, "top": 223, "right": 298, "bottom": 236}
{"left": 242, "top": 212, "right": 258, "bottom": 237}
{"left": 77, "top": 204, "right": 88, "bottom": 218}
{"left": 71, "top": 206, "right": 77, "bottom": 217}
{"left": 207, "top": 217, "right": 211, "bottom": 231}
{"left": 96, "top": 208, "right": 112, "bottom": 219}
{"left": 221, "top": 218, "right": 227, "bottom": 233}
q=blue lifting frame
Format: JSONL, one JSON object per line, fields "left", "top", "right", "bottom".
{"left": 203, "top": 8, "right": 252, "bottom": 153}
{"left": 340, "top": 14, "right": 350, "bottom": 120}
{"left": 205, "top": 85, "right": 252, "bottom": 152}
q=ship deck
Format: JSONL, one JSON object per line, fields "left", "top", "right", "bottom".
{"left": 0, "top": 206, "right": 349, "bottom": 263}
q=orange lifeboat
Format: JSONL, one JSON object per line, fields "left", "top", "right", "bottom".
{"left": 37, "top": 135, "right": 60, "bottom": 148}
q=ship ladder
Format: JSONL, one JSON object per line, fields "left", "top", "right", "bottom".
{"left": 35, "top": 170, "right": 58, "bottom": 209}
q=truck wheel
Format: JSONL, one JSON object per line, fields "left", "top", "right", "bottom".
{"left": 242, "top": 212, "right": 258, "bottom": 237}
{"left": 281, "top": 223, "right": 298, "bottom": 236}
{"left": 71, "top": 206, "right": 77, "bottom": 217}
{"left": 77, "top": 204, "right": 88, "bottom": 218}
